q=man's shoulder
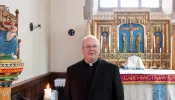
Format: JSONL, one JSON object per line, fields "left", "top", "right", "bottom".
{"left": 67, "top": 60, "right": 83, "bottom": 70}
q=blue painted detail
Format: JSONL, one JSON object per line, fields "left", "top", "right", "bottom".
{"left": 119, "top": 23, "right": 144, "bottom": 53}
{"left": 122, "top": 67, "right": 145, "bottom": 70}
{"left": 153, "top": 84, "right": 166, "bottom": 100}
{"left": 0, "top": 30, "right": 18, "bottom": 55}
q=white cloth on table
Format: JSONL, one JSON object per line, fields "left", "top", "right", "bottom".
{"left": 122, "top": 56, "right": 145, "bottom": 70}
{"left": 54, "top": 78, "right": 66, "bottom": 87}
{"left": 120, "top": 69, "right": 175, "bottom": 74}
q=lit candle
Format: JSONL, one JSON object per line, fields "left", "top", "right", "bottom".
{"left": 44, "top": 84, "right": 51, "bottom": 100}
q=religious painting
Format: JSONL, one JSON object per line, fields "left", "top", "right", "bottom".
{"left": 100, "top": 31, "right": 110, "bottom": 53}
{"left": 119, "top": 23, "right": 144, "bottom": 53}
{"left": 154, "top": 32, "right": 163, "bottom": 53}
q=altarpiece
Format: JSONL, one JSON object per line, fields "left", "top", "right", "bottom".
{"left": 92, "top": 9, "right": 171, "bottom": 69}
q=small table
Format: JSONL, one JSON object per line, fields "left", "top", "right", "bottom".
{"left": 54, "top": 78, "right": 66, "bottom": 100}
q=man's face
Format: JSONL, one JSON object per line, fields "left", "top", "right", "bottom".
{"left": 82, "top": 37, "right": 100, "bottom": 63}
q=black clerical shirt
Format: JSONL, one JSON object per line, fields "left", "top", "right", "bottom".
{"left": 83, "top": 59, "right": 99, "bottom": 93}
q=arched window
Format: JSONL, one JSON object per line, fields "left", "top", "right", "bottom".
{"left": 99, "top": 0, "right": 161, "bottom": 10}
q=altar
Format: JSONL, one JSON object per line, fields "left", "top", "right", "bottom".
{"left": 54, "top": 70, "right": 175, "bottom": 100}
{"left": 120, "top": 69, "right": 175, "bottom": 100}
{"left": 85, "top": 9, "right": 175, "bottom": 100}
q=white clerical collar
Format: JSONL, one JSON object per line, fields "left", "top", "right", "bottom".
{"left": 85, "top": 59, "right": 98, "bottom": 66}
{"left": 89, "top": 63, "right": 93, "bottom": 66}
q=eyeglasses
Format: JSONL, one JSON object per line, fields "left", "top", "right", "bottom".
{"left": 83, "top": 45, "right": 99, "bottom": 49}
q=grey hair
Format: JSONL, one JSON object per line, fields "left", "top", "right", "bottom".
{"left": 82, "top": 35, "right": 100, "bottom": 48}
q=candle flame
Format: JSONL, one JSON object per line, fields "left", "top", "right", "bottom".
{"left": 47, "top": 83, "right": 50, "bottom": 89}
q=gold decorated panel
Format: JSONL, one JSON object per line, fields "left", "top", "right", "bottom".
{"left": 93, "top": 10, "right": 171, "bottom": 69}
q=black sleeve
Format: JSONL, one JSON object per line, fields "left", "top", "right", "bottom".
{"left": 112, "top": 66, "right": 124, "bottom": 100}
{"left": 64, "top": 67, "right": 72, "bottom": 100}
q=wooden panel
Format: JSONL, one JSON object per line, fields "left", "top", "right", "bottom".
{"left": 11, "top": 72, "right": 51, "bottom": 100}
{"left": 11, "top": 72, "right": 66, "bottom": 99}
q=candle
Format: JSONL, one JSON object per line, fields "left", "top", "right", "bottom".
{"left": 154, "top": 36, "right": 155, "bottom": 48}
{"left": 101, "top": 35, "right": 103, "bottom": 51}
{"left": 160, "top": 48, "right": 161, "bottom": 53}
{"left": 167, "top": 49, "right": 168, "bottom": 53}
{"left": 44, "top": 84, "right": 51, "bottom": 100}
{"left": 109, "top": 35, "right": 111, "bottom": 48}
{"left": 114, "top": 48, "right": 116, "bottom": 53}
{"left": 118, "top": 36, "right": 119, "bottom": 50}
{"left": 162, "top": 34, "right": 164, "bottom": 47}
{"left": 145, "top": 35, "right": 147, "bottom": 48}
{"left": 151, "top": 49, "right": 152, "bottom": 53}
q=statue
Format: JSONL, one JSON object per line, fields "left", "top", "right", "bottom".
{"left": 0, "top": 6, "right": 9, "bottom": 28}
{"left": 155, "top": 32, "right": 161, "bottom": 53}
{"left": 121, "top": 23, "right": 142, "bottom": 52}
{"left": 0, "top": 6, "right": 18, "bottom": 59}
{"left": 102, "top": 32, "right": 108, "bottom": 52}
{"left": 6, "top": 18, "right": 17, "bottom": 41}
{"left": 122, "top": 33, "right": 127, "bottom": 53}
{"left": 136, "top": 32, "right": 142, "bottom": 53}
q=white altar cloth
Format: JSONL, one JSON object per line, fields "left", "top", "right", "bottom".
{"left": 54, "top": 70, "right": 175, "bottom": 100}
{"left": 120, "top": 69, "right": 175, "bottom": 74}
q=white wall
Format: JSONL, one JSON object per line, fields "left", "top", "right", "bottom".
{"left": 0, "top": 0, "right": 50, "bottom": 83}
{"left": 50, "top": 0, "right": 86, "bottom": 72}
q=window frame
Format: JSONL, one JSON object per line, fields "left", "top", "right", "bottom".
{"left": 98, "top": 0, "right": 162, "bottom": 12}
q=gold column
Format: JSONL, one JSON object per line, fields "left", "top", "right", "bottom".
{"left": 151, "top": 25, "right": 154, "bottom": 51}
{"left": 117, "top": 25, "right": 120, "bottom": 52}
{"left": 93, "top": 21, "right": 98, "bottom": 38}
{"left": 162, "top": 24, "right": 165, "bottom": 52}
{"left": 86, "top": 20, "right": 91, "bottom": 36}
{"left": 166, "top": 23, "right": 169, "bottom": 52}
{"left": 172, "top": 25, "right": 175, "bottom": 70}
{"left": 0, "top": 87, "right": 11, "bottom": 100}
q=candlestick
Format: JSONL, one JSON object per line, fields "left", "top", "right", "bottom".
{"left": 162, "top": 34, "right": 164, "bottom": 47}
{"left": 118, "top": 36, "right": 119, "bottom": 50}
{"left": 101, "top": 35, "right": 103, "bottom": 51}
{"left": 44, "top": 84, "right": 51, "bottom": 100}
{"left": 154, "top": 36, "right": 155, "bottom": 48}
{"left": 109, "top": 35, "right": 111, "bottom": 48}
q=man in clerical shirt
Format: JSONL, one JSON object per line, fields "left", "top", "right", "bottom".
{"left": 65, "top": 35, "right": 124, "bottom": 100}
